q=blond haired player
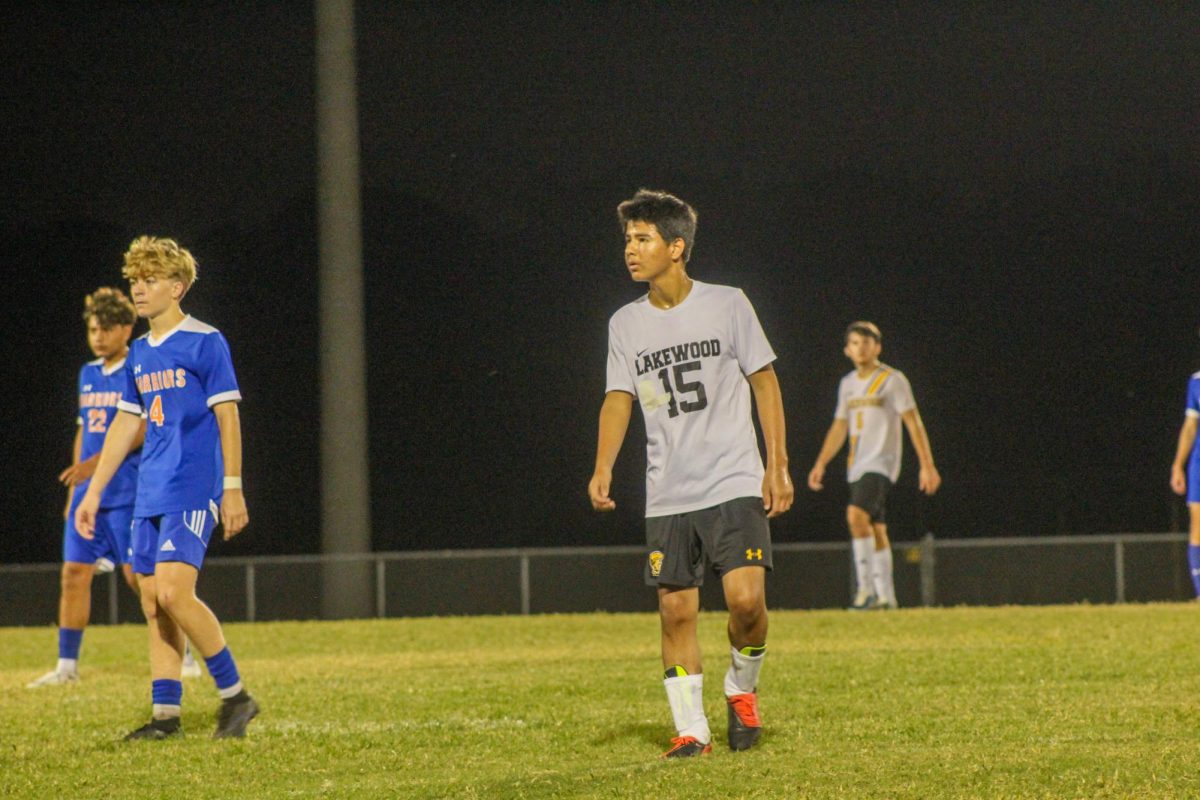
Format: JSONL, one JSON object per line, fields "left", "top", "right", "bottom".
{"left": 808, "top": 322, "right": 940, "bottom": 609}
{"left": 589, "top": 189, "right": 793, "bottom": 757}
{"left": 76, "top": 236, "right": 257, "bottom": 739}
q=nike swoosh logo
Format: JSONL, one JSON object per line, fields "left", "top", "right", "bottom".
{"left": 637, "top": 348, "right": 649, "bottom": 357}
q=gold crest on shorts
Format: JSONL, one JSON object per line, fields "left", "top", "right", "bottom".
{"left": 648, "top": 550, "right": 664, "bottom": 577}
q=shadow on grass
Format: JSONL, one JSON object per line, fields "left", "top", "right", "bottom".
{"left": 596, "top": 720, "right": 669, "bottom": 750}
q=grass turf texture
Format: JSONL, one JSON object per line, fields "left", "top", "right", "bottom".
{"left": 2, "top": 605, "right": 1198, "bottom": 799}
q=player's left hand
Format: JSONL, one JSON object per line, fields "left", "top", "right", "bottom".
{"left": 919, "top": 465, "right": 942, "bottom": 495}
{"left": 57, "top": 457, "right": 97, "bottom": 486}
{"left": 1171, "top": 465, "right": 1187, "bottom": 496}
{"left": 588, "top": 470, "right": 617, "bottom": 512}
{"left": 221, "top": 489, "right": 249, "bottom": 540}
{"left": 74, "top": 492, "right": 100, "bottom": 540}
{"left": 762, "top": 465, "right": 794, "bottom": 518}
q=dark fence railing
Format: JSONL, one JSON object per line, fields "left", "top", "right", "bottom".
{"left": 0, "top": 533, "right": 1191, "bottom": 627}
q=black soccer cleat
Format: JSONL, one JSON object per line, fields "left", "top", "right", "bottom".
{"left": 213, "top": 691, "right": 259, "bottom": 739}
{"left": 124, "top": 717, "right": 183, "bottom": 741}
{"left": 662, "top": 736, "right": 712, "bottom": 758}
{"left": 727, "top": 692, "right": 762, "bottom": 751}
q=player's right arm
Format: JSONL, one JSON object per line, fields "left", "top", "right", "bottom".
{"left": 61, "top": 426, "right": 83, "bottom": 520}
{"left": 1171, "top": 416, "right": 1198, "bottom": 495}
{"left": 588, "top": 390, "right": 633, "bottom": 512}
{"left": 58, "top": 419, "right": 145, "bottom": 487}
{"left": 807, "top": 418, "right": 848, "bottom": 491}
{"left": 902, "top": 407, "right": 941, "bottom": 495}
{"left": 74, "top": 410, "right": 142, "bottom": 539}
{"left": 59, "top": 425, "right": 84, "bottom": 486}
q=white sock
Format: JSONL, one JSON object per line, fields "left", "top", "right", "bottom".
{"left": 152, "top": 704, "right": 181, "bottom": 720}
{"left": 663, "top": 674, "right": 710, "bottom": 743}
{"left": 852, "top": 537, "right": 874, "bottom": 595}
{"left": 217, "top": 681, "right": 244, "bottom": 700}
{"left": 57, "top": 658, "right": 78, "bottom": 676}
{"left": 724, "top": 646, "right": 766, "bottom": 697}
{"left": 872, "top": 545, "right": 895, "bottom": 604}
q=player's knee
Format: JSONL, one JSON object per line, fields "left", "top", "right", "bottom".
{"left": 60, "top": 563, "right": 92, "bottom": 592}
{"left": 138, "top": 592, "right": 159, "bottom": 620}
{"left": 658, "top": 592, "right": 696, "bottom": 627}
{"left": 846, "top": 508, "right": 872, "bottom": 533}
{"left": 726, "top": 589, "right": 765, "bottom": 624}
{"left": 155, "top": 581, "right": 189, "bottom": 613}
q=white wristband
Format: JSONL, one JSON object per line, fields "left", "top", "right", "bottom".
{"left": 223, "top": 477, "right": 243, "bottom": 491}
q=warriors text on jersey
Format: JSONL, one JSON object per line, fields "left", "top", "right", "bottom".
{"left": 116, "top": 316, "right": 241, "bottom": 517}
{"left": 605, "top": 281, "right": 776, "bottom": 517}
{"left": 76, "top": 357, "right": 140, "bottom": 509}
{"left": 835, "top": 364, "right": 915, "bottom": 483}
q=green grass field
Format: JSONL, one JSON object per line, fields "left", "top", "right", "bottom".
{"left": 2, "top": 604, "right": 1199, "bottom": 799}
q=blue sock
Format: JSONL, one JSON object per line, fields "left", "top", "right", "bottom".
{"left": 1188, "top": 545, "right": 1200, "bottom": 597}
{"left": 152, "top": 679, "right": 183, "bottom": 706}
{"left": 204, "top": 647, "right": 243, "bottom": 698}
{"left": 58, "top": 628, "right": 83, "bottom": 661}
{"left": 151, "top": 678, "right": 183, "bottom": 718}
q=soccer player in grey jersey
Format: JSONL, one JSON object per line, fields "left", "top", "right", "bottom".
{"left": 589, "top": 189, "right": 793, "bottom": 757}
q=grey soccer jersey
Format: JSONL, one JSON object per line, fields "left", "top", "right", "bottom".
{"left": 834, "top": 364, "right": 915, "bottom": 483}
{"left": 605, "top": 281, "right": 776, "bottom": 517}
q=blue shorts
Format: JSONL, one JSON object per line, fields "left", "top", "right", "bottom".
{"left": 64, "top": 496, "right": 133, "bottom": 566}
{"left": 132, "top": 501, "right": 219, "bottom": 575}
{"left": 1189, "top": 461, "right": 1200, "bottom": 504}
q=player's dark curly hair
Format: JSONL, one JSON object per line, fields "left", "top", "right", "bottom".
{"left": 83, "top": 287, "right": 136, "bottom": 328}
{"left": 617, "top": 189, "right": 698, "bottom": 263}
{"left": 845, "top": 321, "right": 882, "bottom": 344}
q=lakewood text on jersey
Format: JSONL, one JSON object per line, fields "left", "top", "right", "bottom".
{"left": 633, "top": 339, "right": 722, "bottom": 376}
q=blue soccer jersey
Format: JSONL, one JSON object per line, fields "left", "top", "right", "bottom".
{"left": 1187, "top": 372, "right": 1200, "bottom": 471}
{"left": 1187, "top": 372, "right": 1200, "bottom": 425}
{"left": 75, "top": 357, "right": 140, "bottom": 509}
{"left": 117, "top": 316, "right": 241, "bottom": 517}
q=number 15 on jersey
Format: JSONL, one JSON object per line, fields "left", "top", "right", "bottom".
{"left": 657, "top": 361, "right": 708, "bottom": 419}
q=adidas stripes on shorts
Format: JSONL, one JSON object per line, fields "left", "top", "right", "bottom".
{"left": 131, "top": 500, "right": 219, "bottom": 575}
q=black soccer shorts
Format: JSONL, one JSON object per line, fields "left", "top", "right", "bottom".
{"left": 643, "top": 496, "right": 772, "bottom": 588}
{"left": 848, "top": 472, "right": 893, "bottom": 523}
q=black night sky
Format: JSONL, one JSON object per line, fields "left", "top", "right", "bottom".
{"left": 2, "top": 3, "right": 1197, "bottom": 565}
